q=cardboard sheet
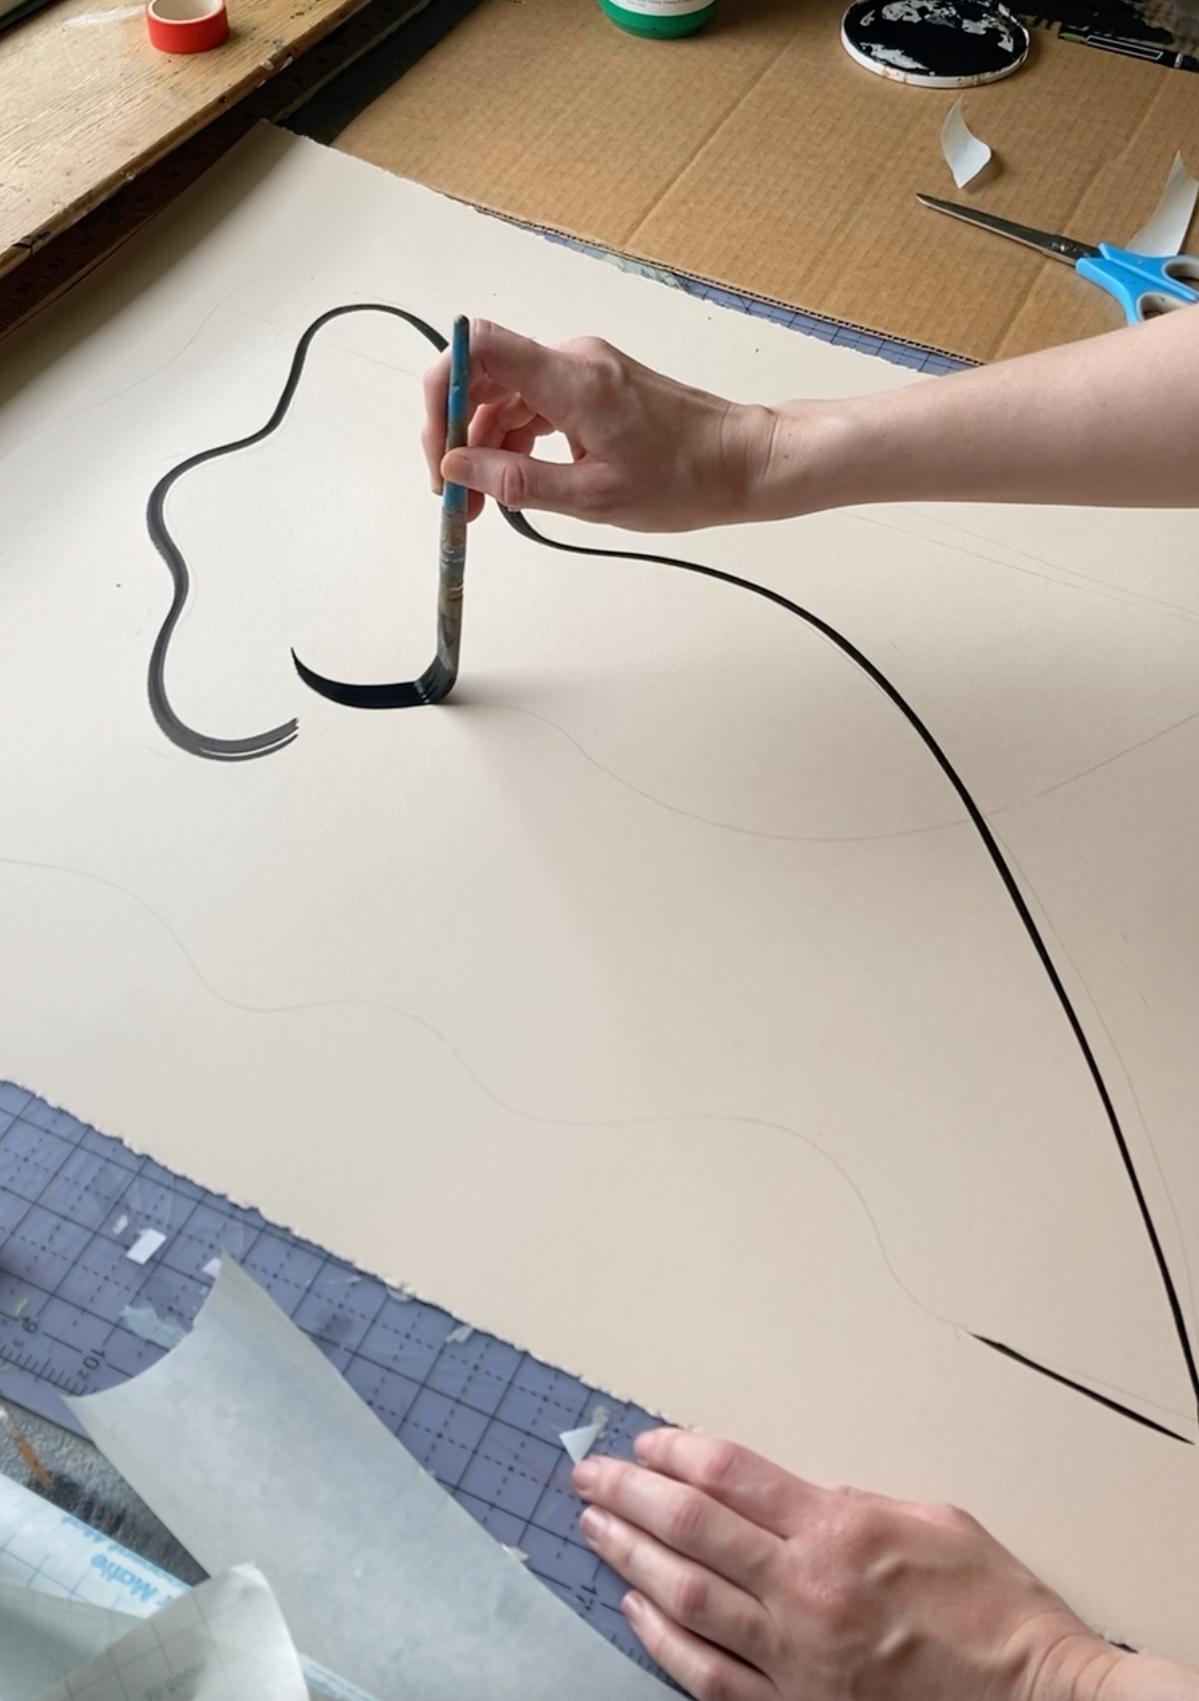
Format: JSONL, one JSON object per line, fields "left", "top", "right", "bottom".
{"left": 330, "top": 0, "right": 1199, "bottom": 363}
{"left": 1, "top": 125, "right": 1198, "bottom": 1661}
{"left": 67, "top": 1261, "right": 671, "bottom": 1700}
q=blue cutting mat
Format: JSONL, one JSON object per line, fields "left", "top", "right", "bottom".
{"left": 0, "top": 1080, "right": 677, "bottom": 1686}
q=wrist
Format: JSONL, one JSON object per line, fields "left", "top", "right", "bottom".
{"left": 733, "top": 396, "right": 873, "bottom": 523}
{"left": 1025, "top": 1627, "right": 1129, "bottom": 1701}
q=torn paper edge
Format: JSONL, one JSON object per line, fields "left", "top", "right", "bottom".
{"left": 941, "top": 95, "right": 993, "bottom": 189}
{"left": 1130, "top": 152, "right": 1198, "bottom": 257}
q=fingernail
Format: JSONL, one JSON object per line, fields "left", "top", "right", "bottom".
{"left": 573, "top": 1461, "right": 598, "bottom": 1495}
{"left": 580, "top": 1507, "right": 608, "bottom": 1545}
{"left": 622, "top": 1591, "right": 644, "bottom": 1621}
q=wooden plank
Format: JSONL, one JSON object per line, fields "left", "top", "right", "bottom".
{"left": 0, "top": 0, "right": 379, "bottom": 256}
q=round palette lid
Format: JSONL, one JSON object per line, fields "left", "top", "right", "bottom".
{"left": 841, "top": 0, "right": 1030, "bottom": 87}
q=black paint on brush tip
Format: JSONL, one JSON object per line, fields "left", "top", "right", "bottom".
{"left": 843, "top": 0, "right": 1029, "bottom": 78}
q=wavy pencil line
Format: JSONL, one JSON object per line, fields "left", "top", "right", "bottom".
{"left": 0, "top": 852, "right": 1192, "bottom": 1433}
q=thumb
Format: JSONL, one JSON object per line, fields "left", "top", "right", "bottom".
{"left": 442, "top": 446, "right": 595, "bottom": 517}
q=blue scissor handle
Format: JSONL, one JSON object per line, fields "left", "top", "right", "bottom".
{"left": 1076, "top": 243, "right": 1199, "bottom": 325}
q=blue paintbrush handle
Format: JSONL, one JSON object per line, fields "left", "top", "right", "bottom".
{"left": 443, "top": 314, "right": 471, "bottom": 516}
{"left": 433, "top": 316, "right": 470, "bottom": 691}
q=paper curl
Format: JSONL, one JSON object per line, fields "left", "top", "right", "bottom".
{"left": 941, "top": 95, "right": 993, "bottom": 189}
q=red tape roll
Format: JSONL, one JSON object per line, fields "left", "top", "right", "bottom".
{"left": 145, "top": 0, "right": 228, "bottom": 52}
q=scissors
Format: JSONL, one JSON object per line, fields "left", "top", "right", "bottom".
{"left": 917, "top": 193, "right": 1199, "bottom": 324}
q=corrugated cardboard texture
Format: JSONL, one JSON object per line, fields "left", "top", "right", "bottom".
{"left": 333, "top": 0, "right": 1199, "bottom": 362}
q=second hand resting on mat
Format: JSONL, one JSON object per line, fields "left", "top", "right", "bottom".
{"left": 422, "top": 308, "right": 1199, "bottom": 1701}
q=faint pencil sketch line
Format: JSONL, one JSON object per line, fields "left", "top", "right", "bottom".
{"left": 487, "top": 704, "right": 966, "bottom": 845}
{"left": 507, "top": 507, "right": 1199, "bottom": 1430}
{"left": 2, "top": 852, "right": 1191, "bottom": 1429}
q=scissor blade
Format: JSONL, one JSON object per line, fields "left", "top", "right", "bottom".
{"left": 916, "top": 194, "right": 1100, "bottom": 265}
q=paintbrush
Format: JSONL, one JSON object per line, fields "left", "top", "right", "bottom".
{"left": 427, "top": 314, "right": 470, "bottom": 700}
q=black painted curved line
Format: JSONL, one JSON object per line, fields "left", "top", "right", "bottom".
{"left": 973, "top": 1334, "right": 1191, "bottom": 1443}
{"left": 150, "top": 302, "right": 1198, "bottom": 1436}
{"left": 290, "top": 649, "right": 435, "bottom": 708}
{"left": 146, "top": 304, "right": 447, "bottom": 760}
{"left": 497, "top": 507, "right": 1199, "bottom": 1439}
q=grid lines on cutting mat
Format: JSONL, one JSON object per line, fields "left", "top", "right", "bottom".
{"left": 0, "top": 1080, "right": 678, "bottom": 1685}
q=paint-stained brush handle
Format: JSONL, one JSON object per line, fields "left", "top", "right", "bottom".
{"left": 425, "top": 315, "right": 471, "bottom": 700}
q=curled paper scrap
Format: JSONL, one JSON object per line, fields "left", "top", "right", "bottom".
{"left": 0, "top": 1584, "right": 131, "bottom": 1700}
{"left": 941, "top": 95, "right": 993, "bottom": 188}
{"left": 28, "top": 1566, "right": 309, "bottom": 1701}
{"left": 66, "top": 1260, "right": 675, "bottom": 1700}
{"left": 0, "top": 1472, "right": 380, "bottom": 1701}
{"left": 560, "top": 1405, "right": 611, "bottom": 1465}
{"left": 1130, "top": 152, "right": 1198, "bottom": 257}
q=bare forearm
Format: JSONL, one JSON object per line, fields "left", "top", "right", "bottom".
{"left": 753, "top": 308, "right": 1199, "bottom": 517}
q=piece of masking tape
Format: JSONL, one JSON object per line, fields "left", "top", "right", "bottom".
{"left": 125, "top": 1228, "right": 167, "bottom": 1265}
{"left": 941, "top": 95, "right": 993, "bottom": 189}
{"left": 1130, "top": 152, "right": 1199, "bottom": 257}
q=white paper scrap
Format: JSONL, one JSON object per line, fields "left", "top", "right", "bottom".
{"left": 559, "top": 1406, "right": 611, "bottom": 1465}
{"left": 68, "top": 1260, "right": 673, "bottom": 1701}
{"left": 121, "top": 1302, "right": 187, "bottom": 1349}
{"left": 202, "top": 1257, "right": 221, "bottom": 1279}
{"left": 0, "top": 1583, "right": 130, "bottom": 1700}
{"left": 1130, "top": 151, "right": 1198, "bottom": 256}
{"left": 0, "top": 1473, "right": 377, "bottom": 1701}
{"left": 941, "top": 95, "right": 993, "bottom": 189}
{"left": 0, "top": 1472, "right": 180, "bottom": 1613}
{"left": 559, "top": 1423, "right": 603, "bottom": 1465}
{"left": 125, "top": 1228, "right": 166, "bottom": 1265}
{"left": 32, "top": 1565, "right": 309, "bottom": 1701}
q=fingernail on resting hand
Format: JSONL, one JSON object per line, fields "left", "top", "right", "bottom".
{"left": 573, "top": 1460, "right": 598, "bottom": 1496}
{"left": 580, "top": 1507, "right": 609, "bottom": 1545}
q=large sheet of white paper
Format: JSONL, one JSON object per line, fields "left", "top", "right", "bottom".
{"left": 0, "top": 125, "right": 1197, "bottom": 1660}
